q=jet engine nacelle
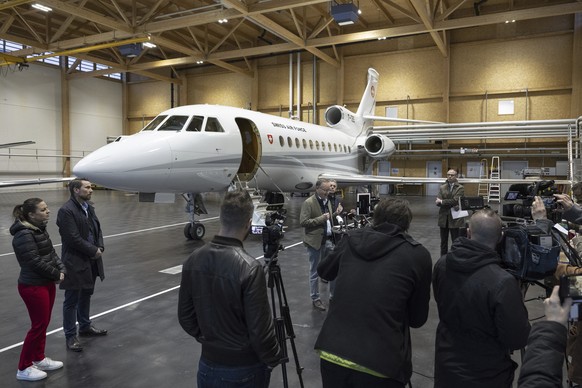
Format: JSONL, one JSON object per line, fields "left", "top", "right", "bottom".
{"left": 364, "top": 134, "right": 396, "bottom": 159}
{"left": 324, "top": 105, "right": 357, "bottom": 132}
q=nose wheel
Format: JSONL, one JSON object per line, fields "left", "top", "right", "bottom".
{"left": 184, "top": 222, "right": 205, "bottom": 240}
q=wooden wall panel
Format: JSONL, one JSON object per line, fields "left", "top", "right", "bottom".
{"left": 127, "top": 82, "right": 171, "bottom": 119}
{"left": 186, "top": 72, "right": 252, "bottom": 108}
{"left": 450, "top": 35, "right": 572, "bottom": 95}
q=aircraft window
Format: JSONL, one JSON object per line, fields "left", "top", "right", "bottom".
{"left": 316, "top": 141, "right": 320, "bottom": 150}
{"left": 158, "top": 115, "right": 188, "bottom": 131}
{"left": 141, "top": 115, "right": 167, "bottom": 131}
{"left": 295, "top": 138, "right": 300, "bottom": 148}
{"left": 286, "top": 137, "right": 292, "bottom": 147}
{"left": 334, "top": 144, "right": 337, "bottom": 152}
{"left": 328, "top": 142, "right": 332, "bottom": 152}
{"left": 186, "top": 116, "right": 204, "bottom": 132}
{"left": 279, "top": 136, "right": 285, "bottom": 147}
{"left": 309, "top": 140, "right": 313, "bottom": 149}
{"left": 302, "top": 139, "right": 307, "bottom": 149}
{"left": 322, "top": 142, "right": 326, "bottom": 151}
{"left": 205, "top": 117, "right": 225, "bottom": 133}
{"left": 348, "top": 146, "right": 351, "bottom": 153}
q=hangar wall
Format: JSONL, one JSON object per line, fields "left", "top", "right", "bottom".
{"left": 0, "top": 64, "right": 122, "bottom": 184}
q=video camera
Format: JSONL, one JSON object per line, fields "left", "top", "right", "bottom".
{"left": 503, "top": 180, "right": 562, "bottom": 223}
{"left": 262, "top": 209, "right": 286, "bottom": 261}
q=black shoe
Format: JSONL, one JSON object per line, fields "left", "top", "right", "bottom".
{"left": 79, "top": 326, "right": 108, "bottom": 337}
{"left": 66, "top": 336, "right": 83, "bottom": 352}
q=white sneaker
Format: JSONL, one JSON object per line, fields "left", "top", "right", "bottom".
{"left": 32, "top": 357, "right": 63, "bottom": 371}
{"left": 16, "top": 366, "right": 47, "bottom": 381}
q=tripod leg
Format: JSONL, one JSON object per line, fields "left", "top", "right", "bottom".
{"left": 272, "top": 267, "right": 305, "bottom": 388}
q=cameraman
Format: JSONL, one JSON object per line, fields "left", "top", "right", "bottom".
{"left": 433, "top": 207, "right": 531, "bottom": 388}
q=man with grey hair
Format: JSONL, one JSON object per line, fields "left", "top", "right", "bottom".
{"left": 300, "top": 178, "right": 339, "bottom": 311}
{"left": 433, "top": 208, "right": 531, "bottom": 388}
{"left": 178, "top": 190, "right": 281, "bottom": 387}
{"left": 315, "top": 198, "right": 432, "bottom": 387}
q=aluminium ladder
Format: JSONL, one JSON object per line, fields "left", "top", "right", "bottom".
{"left": 477, "top": 158, "right": 489, "bottom": 201}
{"left": 488, "top": 156, "right": 501, "bottom": 203}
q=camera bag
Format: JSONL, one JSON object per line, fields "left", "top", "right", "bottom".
{"left": 500, "top": 224, "right": 560, "bottom": 280}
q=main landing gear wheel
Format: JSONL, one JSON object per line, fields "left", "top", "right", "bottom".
{"left": 184, "top": 223, "right": 205, "bottom": 240}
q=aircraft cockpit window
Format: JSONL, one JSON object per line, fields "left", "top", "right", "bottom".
{"left": 141, "top": 115, "right": 167, "bottom": 131}
{"left": 186, "top": 116, "right": 204, "bottom": 132}
{"left": 205, "top": 117, "right": 225, "bottom": 133}
{"left": 158, "top": 115, "right": 188, "bottom": 131}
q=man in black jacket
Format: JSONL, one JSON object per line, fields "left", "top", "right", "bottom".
{"left": 433, "top": 208, "right": 531, "bottom": 388}
{"left": 315, "top": 198, "right": 432, "bottom": 387}
{"left": 58, "top": 178, "right": 106, "bottom": 352}
{"left": 178, "top": 190, "right": 281, "bottom": 388}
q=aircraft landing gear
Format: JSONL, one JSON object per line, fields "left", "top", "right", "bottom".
{"left": 183, "top": 192, "right": 208, "bottom": 240}
{"left": 184, "top": 222, "right": 205, "bottom": 240}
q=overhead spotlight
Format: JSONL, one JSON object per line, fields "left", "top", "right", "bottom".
{"left": 378, "top": 37, "right": 387, "bottom": 40}
{"left": 196, "top": 60, "right": 204, "bottom": 64}
{"left": 32, "top": 3, "right": 52, "bottom": 12}
{"left": 119, "top": 43, "right": 143, "bottom": 58}
{"left": 218, "top": 18, "right": 228, "bottom": 24}
{"left": 143, "top": 42, "right": 157, "bottom": 49}
{"left": 331, "top": 2, "right": 359, "bottom": 26}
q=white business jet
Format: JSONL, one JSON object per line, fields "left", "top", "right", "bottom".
{"left": 72, "top": 68, "right": 576, "bottom": 239}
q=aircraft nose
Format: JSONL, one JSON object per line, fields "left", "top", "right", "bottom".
{"left": 73, "top": 134, "right": 173, "bottom": 192}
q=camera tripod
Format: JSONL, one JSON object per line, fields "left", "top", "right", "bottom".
{"left": 265, "top": 252, "right": 305, "bottom": 388}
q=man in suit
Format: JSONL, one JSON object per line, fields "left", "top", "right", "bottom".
{"left": 435, "top": 168, "right": 465, "bottom": 256}
{"left": 300, "top": 178, "right": 338, "bottom": 311}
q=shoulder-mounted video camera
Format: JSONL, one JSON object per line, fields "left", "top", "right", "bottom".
{"left": 503, "top": 180, "right": 562, "bottom": 223}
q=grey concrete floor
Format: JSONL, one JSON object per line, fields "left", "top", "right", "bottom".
{"left": 0, "top": 189, "right": 551, "bottom": 387}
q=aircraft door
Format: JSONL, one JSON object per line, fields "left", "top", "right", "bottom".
{"left": 235, "top": 118, "right": 262, "bottom": 182}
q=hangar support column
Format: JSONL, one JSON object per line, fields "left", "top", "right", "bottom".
{"left": 572, "top": 13, "right": 582, "bottom": 117}
{"left": 61, "top": 60, "right": 71, "bottom": 177}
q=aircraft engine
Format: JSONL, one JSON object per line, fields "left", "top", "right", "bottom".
{"left": 324, "top": 105, "right": 356, "bottom": 131}
{"left": 364, "top": 134, "right": 396, "bottom": 159}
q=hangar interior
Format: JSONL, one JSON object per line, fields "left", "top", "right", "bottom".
{"left": 1, "top": 1, "right": 582, "bottom": 387}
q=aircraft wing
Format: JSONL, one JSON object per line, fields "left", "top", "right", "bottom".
{"left": 0, "top": 177, "right": 74, "bottom": 188}
{"left": 0, "top": 141, "right": 36, "bottom": 149}
{"left": 319, "top": 173, "right": 573, "bottom": 186}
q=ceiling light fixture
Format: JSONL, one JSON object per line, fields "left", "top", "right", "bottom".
{"left": 32, "top": 3, "right": 52, "bottom": 12}
{"left": 218, "top": 19, "right": 228, "bottom": 24}
{"left": 196, "top": 60, "right": 204, "bottom": 64}
{"left": 331, "top": 2, "right": 359, "bottom": 26}
{"left": 143, "top": 42, "right": 157, "bottom": 49}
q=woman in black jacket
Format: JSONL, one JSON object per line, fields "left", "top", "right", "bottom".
{"left": 10, "top": 198, "right": 66, "bottom": 381}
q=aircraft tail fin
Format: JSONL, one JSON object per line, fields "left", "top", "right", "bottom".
{"left": 356, "top": 68, "right": 379, "bottom": 118}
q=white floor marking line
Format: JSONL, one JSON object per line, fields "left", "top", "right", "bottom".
{"left": 0, "top": 216, "right": 219, "bottom": 258}
{"left": 0, "top": 239, "right": 303, "bottom": 353}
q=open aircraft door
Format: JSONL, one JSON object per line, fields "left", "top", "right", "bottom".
{"left": 235, "top": 118, "right": 262, "bottom": 182}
